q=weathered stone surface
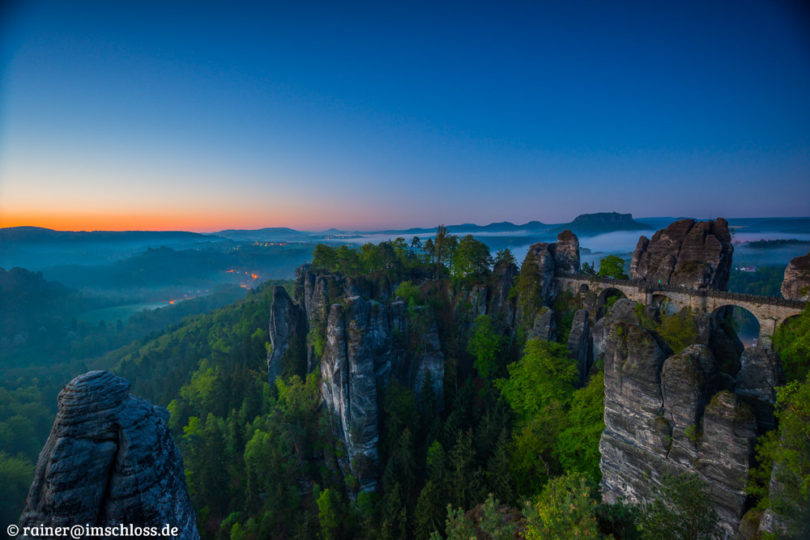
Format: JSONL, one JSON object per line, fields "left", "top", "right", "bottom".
{"left": 318, "top": 293, "right": 444, "bottom": 493}
{"left": 522, "top": 243, "right": 556, "bottom": 305}
{"left": 297, "top": 266, "right": 345, "bottom": 326}
{"left": 734, "top": 346, "right": 781, "bottom": 431}
{"left": 600, "top": 306, "right": 670, "bottom": 507}
{"left": 592, "top": 299, "right": 639, "bottom": 366}
{"left": 521, "top": 231, "right": 582, "bottom": 306}
{"left": 20, "top": 371, "right": 198, "bottom": 540}
{"left": 552, "top": 230, "right": 580, "bottom": 275}
{"left": 599, "top": 301, "right": 758, "bottom": 537}
{"left": 660, "top": 345, "right": 712, "bottom": 467}
{"left": 268, "top": 286, "right": 308, "bottom": 381}
{"left": 781, "top": 252, "right": 810, "bottom": 301}
{"left": 526, "top": 307, "right": 555, "bottom": 342}
{"left": 487, "top": 259, "right": 517, "bottom": 329}
{"left": 567, "top": 309, "right": 592, "bottom": 385}
{"left": 699, "top": 391, "right": 757, "bottom": 535}
{"left": 630, "top": 218, "right": 733, "bottom": 290}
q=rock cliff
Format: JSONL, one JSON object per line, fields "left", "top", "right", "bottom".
{"left": 567, "top": 309, "right": 592, "bottom": 385}
{"left": 277, "top": 266, "right": 455, "bottom": 493}
{"left": 553, "top": 230, "right": 580, "bottom": 276}
{"left": 268, "top": 286, "right": 307, "bottom": 381}
{"left": 630, "top": 218, "right": 733, "bottom": 290}
{"left": 598, "top": 300, "right": 761, "bottom": 537}
{"left": 19, "top": 371, "right": 199, "bottom": 540}
{"left": 781, "top": 252, "right": 810, "bottom": 301}
{"left": 270, "top": 245, "right": 542, "bottom": 494}
{"left": 520, "top": 230, "right": 581, "bottom": 307}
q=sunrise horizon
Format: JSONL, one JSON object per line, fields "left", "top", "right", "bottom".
{"left": 2, "top": 2, "right": 808, "bottom": 230}
{"left": 3, "top": 210, "right": 810, "bottom": 235}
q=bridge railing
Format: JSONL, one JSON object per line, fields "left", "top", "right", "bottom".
{"left": 558, "top": 273, "right": 807, "bottom": 310}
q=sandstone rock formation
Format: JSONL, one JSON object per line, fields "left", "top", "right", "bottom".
{"left": 273, "top": 233, "right": 580, "bottom": 494}
{"left": 268, "top": 286, "right": 307, "bottom": 381}
{"left": 526, "top": 308, "right": 555, "bottom": 342}
{"left": 521, "top": 243, "right": 557, "bottom": 304}
{"left": 734, "top": 346, "right": 782, "bottom": 431}
{"left": 781, "top": 252, "right": 810, "bottom": 301}
{"left": 567, "top": 309, "right": 592, "bottom": 385}
{"left": 19, "top": 371, "right": 198, "bottom": 540}
{"left": 487, "top": 258, "right": 518, "bottom": 329}
{"left": 320, "top": 297, "right": 408, "bottom": 492}
{"left": 598, "top": 300, "right": 760, "bottom": 537}
{"left": 553, "top": 230, "right": 580, "bottom": 276}
{"left": 630, "top": 218, "right": 733, "bottom": 290}
{"left": 520, "top": 230, "right": 581, "bottom": 306}
{"left": 278, "top": 267, "right": 453, "bottom": 493}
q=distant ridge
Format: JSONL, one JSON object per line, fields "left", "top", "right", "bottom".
{"left": 559, "top": 212, "right": 650, "bottom": 235}
{"left": 372, "top": 220, "right": 548, "bottom": 236}
{"left": 215, "top": 227, "right": 310, "bottom": 242}
{"left": 0, "top": 226, "right": 212, "bottom": 243}
{"left": 214, "top": 221, "right": 551, "bottom": 241}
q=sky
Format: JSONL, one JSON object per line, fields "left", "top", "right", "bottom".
{"left": 1, "top": 1, "right": 809, "bottom": 232}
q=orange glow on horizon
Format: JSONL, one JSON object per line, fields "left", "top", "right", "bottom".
{"left": 0, "top": 207, "right": 402, "bottom": 232}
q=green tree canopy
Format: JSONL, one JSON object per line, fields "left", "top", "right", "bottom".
{"left": 639, "top": 473, "right": 719, "bottom": 540}
{"left": 523, "top": 472, "right": 600, "bottom": 540}
{"left": 496, "top": 339, "right": 577, "bottom": 419}
{"left": 467, "top": 315, "right": 503, "bottom": 380}
{"left": 452, "top": 235, "right": 492, "bottom": 281}
{"left": 768, "top": 374, "right": 810, "bottom": 536}
{"left": 597, "top": 255, "right": 628, "bottom": 279}
{"left": 774, "top": 305, "right": 810, "bottom": 382}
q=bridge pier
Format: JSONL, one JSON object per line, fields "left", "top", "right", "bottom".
{"left": 758, "top": 319, "right": 777, "bottom": 349}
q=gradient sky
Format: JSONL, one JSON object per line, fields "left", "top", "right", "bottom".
{"left": 1, "top": 1, "right": 809, "bottom": 232}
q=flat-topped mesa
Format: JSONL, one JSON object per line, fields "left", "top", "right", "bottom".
{"left": 781, "top": 252, "right": 810, "bottom": 301}
{"left": 630, "top": 218, "right": 733, "bottom": 290}
{"left": 19, "top": 371, "right": 199, "bottom": 540}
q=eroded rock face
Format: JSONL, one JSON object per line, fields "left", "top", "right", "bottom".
{"left": 288, "top": 265, "right": 449, "bottom": 494}
{"left": 322, "top": 299, "right": 386, "bottom": 492}
{"left": 488, "top": 260, "right": 518, "bottom": 329}
{"left": 522, "top": 243, "right": 556, "bottom": 304}
{"left": 781, "top": 252, "right": 810, "bottom": 301}
{"left": 734, "top": 346, "right": 781, "bottom": 431}
{"left": 553, "top": 230, "right": 580, "bottom": 276}
{"left": 700, "top": 391, "right": 757, "bottom": 531}
{"left": 521, "top": 231, "right": 582, "bottom": 305}
{"left": 20, "top": 371, "right": 198, "bottom": 540}
{"left": 567, "top": 309, "right": 592, "bottom": 385}
{"left": 527, "top": 308, "right": 555, "bottom": 342}
{"left": 268, "top": 286, "right": 308, "bottom": 381}
{"left": 630, "top": 218, "right": 733, "bottom": 290}
{"left": 598, "top": 301, "right": 760, "bottom": 537}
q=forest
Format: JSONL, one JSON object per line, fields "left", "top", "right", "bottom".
{"left": 2, "top": 232, "right": 808, "bottom": 538}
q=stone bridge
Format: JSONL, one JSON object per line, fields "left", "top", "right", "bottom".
{"left": 555, "top": 275, "right": 807, "bottom": 347}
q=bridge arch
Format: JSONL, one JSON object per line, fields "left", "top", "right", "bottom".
{"left": 597, "top": 288, "right": 626, "bottom": 318}
{"left": 552, "top": 275, "right": 806, "bottom": 349}
{"left": 710, "top": 305, "right": 760, "bottom": 348}
{"left": 651, "top": 293, "right": 680, "bottom": 315}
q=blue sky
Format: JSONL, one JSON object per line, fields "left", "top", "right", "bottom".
{"left": 1, "top": 1, "right": 809, "bottom": 231}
